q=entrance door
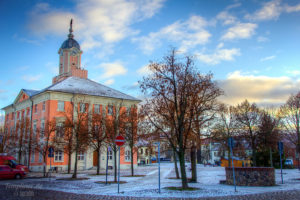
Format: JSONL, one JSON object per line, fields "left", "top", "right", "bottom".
{"left": 93, "top": 151, "right": 98, "bottom": 167}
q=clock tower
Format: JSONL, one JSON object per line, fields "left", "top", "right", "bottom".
{"left": 52, "top": 19, "right": 87, "bottom": 84}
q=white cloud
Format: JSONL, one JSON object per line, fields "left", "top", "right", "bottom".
{"left": 28, "top": 0, "right": 165, "bottom": 50}
{"left": 219, "top": 70, "right": 300, "bottom": 105}
{"left": 104, "top": 79, "right": 115, "bottom": 85}
{"left": 285, "top": 3, "right": 300, "bottom": 13}
{"left": 196, "top": 48, "right": 240, "bottom": 65}
{"left": 122, "top": 82, "right": 139, "bottom": 90}
{"left": 99, "top": 61, "right": 127, "bottom": 78}
{"left": 245, "top": 0, "right": 300, "bottom": 22}
{"left": 245, "top": 0, "right": 282, "bottom": 21}
{"left": 216, "top": 11, "right": 238, "bottom": 25}
{"left": 22, "top": 74, "right": 42, "bottom": 83}
{"left": 138, "top": 0, "right": 166, "bottom": 19}
{"left": 260, "top": 55, "right": 276, "bottom": 62}
{"left": 257, "top": 36, "right": 269, "bottom": 42}
{"left": 287, "top": 70, "right": 300, "bottom": 76}
{"left": 137, "top": 65, "right": 151, "bottom": 75}
{"left": 221, "top": 23, "right": 257, "bottom": 40}
{"left": 133, "top": 15, "right": 211, "bottom": 54}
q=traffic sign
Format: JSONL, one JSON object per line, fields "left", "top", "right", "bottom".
{"left": 48, "top": 153, "right": 54, "bottom": 158}
{"left": 48, "top": 147, "right": 54, "bottom": 157}
{"left": 48, "top": 147, "right": 54, "bottom": 154}
{"left": 228, "top": 137, "right": 235, "bottom": 148}
{"left": 115, "top": 135, "right": 125, "bottom": 146}
{"left": 278, "top": 142, "right": 283, "bottom": 153}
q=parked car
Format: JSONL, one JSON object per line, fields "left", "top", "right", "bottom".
{"left": 284, "top": 159, "right": 293, "bottom": 166}
{"left": 0, "top": 153, "right": 29, "bottom": 172}
{"left": 0, "top": 165, "right": 26, "bottom": 179}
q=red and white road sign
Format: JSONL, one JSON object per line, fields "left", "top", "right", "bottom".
{"left": 115, "top": 135, "right": 125, "bottom": 146}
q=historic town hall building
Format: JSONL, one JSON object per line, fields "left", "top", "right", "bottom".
{"left": 2, "top": 20, "right": 140, "bottom": 172}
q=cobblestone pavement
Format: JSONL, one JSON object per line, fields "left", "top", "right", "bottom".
{"left": 1, "top": 185, "right": 300, "bottom": 200}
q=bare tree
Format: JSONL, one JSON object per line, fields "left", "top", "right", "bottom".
{"left": 90, "top": 107, "right": 107, "bottom": 175}
{"left": 53, "top": 96, "right": 90, "bottom": 178}
{"left": 105, "top": 102, "right": 126, "bottom": 182}
{"left": 233, "top": 100, "right": 260, "bottom": 166}
{"left": 139, "top": 49, "right": 222, "bottom": 189}
{"left": 280, "top": 92, "right": 300, "bottom": 166}
{"left": 211, "top": 104, "right": 237, "bottom": 167}
{"left": 36, "top": 119, "right": 57, "bottom": 176}
{"left": 257, "top": 110, "right": 281, "bottom": 167}
{"left": 71, "top": 99, "right": 90, "bottom": 178}
{"left": 123, "top": 105, "right": 138, "bottom": 176}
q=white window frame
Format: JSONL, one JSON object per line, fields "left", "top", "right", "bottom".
{"left": 125, "top": 149, "right": 131, "bottom": 161}
{"left": 94, "top": 104, "right": 100, "bottom": 114}
{"left": 42, "top": 101, "right": 46, "bottom": 111}
{"left": 38, "top": 152, "right": 43, "bottom": 163}
{"left": 40, "top": 120, "right": 45, "bottom": 138}
{"left": 31, "top": 150, "right": 35, "bottom": 163}
{"left": 77, "top": 151, "right": 85, "bottom": 161}
{"left": 108, "top": 149, "right": 113, "bottom": 160}
{"left": 108, "top": 105, "right": 113, "bottom": 115}
{"left": 80, "top": 103, "right": 86, "bottom": 113}
{"left": 34, "top": 104, "right": 38, "bottom": 113}
{"left": 57, "top": 101, "right": 65, "bottom": 111}
{"left": 54, "top": 151, "right": 63, "bottom": 162}
{"left": 33, "top": 121, "right": 37, "bottom": 137}
{"left": 56, "top": 123, "right": 64, "bottom": 138}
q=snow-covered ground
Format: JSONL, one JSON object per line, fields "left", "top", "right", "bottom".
{"left": 1, "top": 163, "right": 300, "bottom": 198}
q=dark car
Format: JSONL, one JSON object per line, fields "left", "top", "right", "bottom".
{"left": 0, "top": 165, "right": 26, "bottom": 179}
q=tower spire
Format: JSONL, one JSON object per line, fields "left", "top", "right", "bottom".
{"left": 68, "top": 19, "right": 74, "bottom": 39}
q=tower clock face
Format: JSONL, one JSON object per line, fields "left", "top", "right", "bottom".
{"left": 71, "top": 49, "right": 77, "bottom": 56}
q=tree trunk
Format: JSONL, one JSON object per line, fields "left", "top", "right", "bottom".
{"left": 97, "top": 147, "right": 101, "bottom": 175}
{"left": 197, "top": 147, "right": 202, "bottom": 164}
{"left": 68, "top": 152, "right": 72, "bottom": 174}
{"left": 178, "top": 150, "right": 188, "bottom": 189}
{"left": 228, "top": 146, "right": 231, "bottom": 167}
{"left": 43, "top": 156, "right": 46, "bottom": 177}
{"left": 251, "top": 140, "right": 257, "bottom": 167}
{"left": 130, "top": 146, "right": 134, "bottom": 176}
{"left": 114, "top": 148, "right": 117, "bottom": 182}
{"left": 18, "top": 148, "right": 22, "bottom": 164}
{"left": 173, "top": 149, "right": 180, "bottom": 179}
{"left": 72, "top": 150, "right": 78, "bottom": 178}
{"left": 269, "top": 147, "right": 273, "bottom": 167}
{"left": 190, "top": 146, "right": 197, "bottom": 182}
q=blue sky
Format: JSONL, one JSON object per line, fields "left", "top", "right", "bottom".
{"left": 1, "top": 0, "right": 300, "bottom": 114}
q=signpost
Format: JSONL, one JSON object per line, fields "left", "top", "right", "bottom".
{"left": 48, "top": 147, "right": 54, "bottom": 181}
{"left": 115, "top": 135, "right": 125, "bottom": 193}
{"left": 278, "top": 142, "right": 284, "bottom": 184}
{"left": 154, "top": 142, "right": 161, "bottom": 193}
{"left": 228, "top": 137, "right": 237, "bottom": 192}
{"left": 106, "top": 146, "right": 111, "bottom": 185}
